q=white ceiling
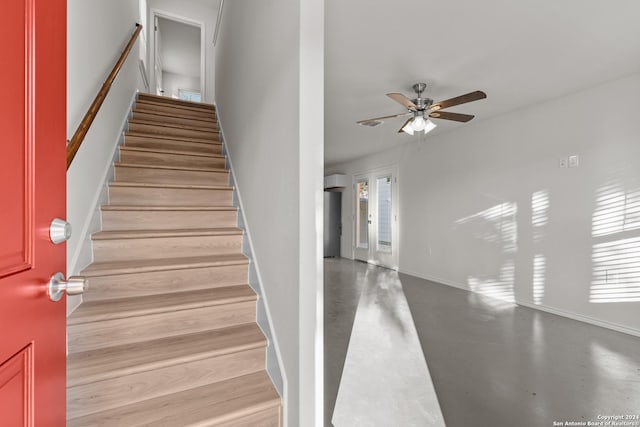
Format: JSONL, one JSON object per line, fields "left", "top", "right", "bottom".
{"left": 158, "top": 17, "right": 201, "bottom": 78}
{"left": 325, "top": 0, "right": 640, "bottom": 166}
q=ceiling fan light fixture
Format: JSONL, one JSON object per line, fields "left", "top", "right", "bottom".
{"left": 401, "top": 120, "right": 415, "bottom": 135}
{"left": 423, "top": 119, "right": 437, "bottom": 134}
{"left": 412, "top": 116, "right": 426, "bottom": 131}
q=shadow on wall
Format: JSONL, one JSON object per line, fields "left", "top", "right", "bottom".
{"left": 449, "top": 161, "right": 640, "bottom": 317}
{"left": 453, "top": 199, "right": 518, "bottom": 302}
{"left": 590, "top": 168, "right": 640, "bottom": 304}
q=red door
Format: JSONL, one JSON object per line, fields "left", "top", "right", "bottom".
{"left": 0, "top": 0, "right": 67, "bottom": 425}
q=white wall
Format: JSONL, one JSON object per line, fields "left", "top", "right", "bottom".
{"left": 327, "top": 72, "right": 640, "bottom": 336}
{"left": 215, "top": 0, "right": 324, "bottom": 425}
{"left": 147, "top": 0, "right": 216, "bottom": 102}
{"left": 157, "top": 17, "right": 201, "bottom": 79}
{"left": 67, "top": 0, "right": 145, "bottom": 294}
{"left": 162, "top": 71, "right": 200, "bottom": 98}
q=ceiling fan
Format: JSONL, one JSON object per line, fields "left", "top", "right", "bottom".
{"left": 357, "top": 83, "right": 487, "bottom": 135}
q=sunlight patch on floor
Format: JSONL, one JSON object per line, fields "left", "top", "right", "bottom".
{"left": 332, "top": 269, "right": 445, "bottom": 426}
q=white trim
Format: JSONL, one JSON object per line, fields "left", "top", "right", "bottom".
{"left": 138, "top": 60, "right": 150, "bottom": 91}
{"left": 516, "top": 300, "right": 640, "bottom": 338}
{"left": 217, "top": 122, "right": 289, "bottom": 427}
{"left": 299, "top": 0, "right": 325, "bottom": 423}
{"left": 149, "top": 8, "right": 206, "bottom": 102}
{"left": 398, "top": 268, "right": 471, "bottom": 292}
{"left": 213, "top": 0, "right": 224, "bottom": 46}
{"left": 399, "top": 268, "right": 640, "bottom": 338}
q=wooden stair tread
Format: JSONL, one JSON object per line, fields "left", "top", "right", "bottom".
{"left": 115, "top": 162, "right": 227, "bottom": 173}
{"left": 120, "top": 146, "right": 224, "bottom": 159}
{"left": 133, "top": 109, "right": 218, "bottom": 125}
{"left": 69, "top": 286, "right": 256, "bottom": 325}
{"left": 92, "top": 228, "right": 243, "bottom": 240}
{"left": 101, "top": 205, "right": 237, "bottom": 212}
{"left": 110, "top": 181, "right": 232, "bottom": 190}
{"left": 135, "top": 100, "right": 216, "bottom": 113}
{"left": 125, "top": 131, "right": 222, "bottom": 146}
{"left": 133, "top": 101, "right": 217, "bottom": 121}
{"left": 138, "top": 93, "right": 216, "bottom": 110}
{"left": 129, "top": 118, "right": 220, "bottom": 134}
{"left": 67, "top": 371, "right": 279, "bottom": 426}
{"left": 80, "top": 254, "right": 249, "bottom": 277}
{"left": 67, "top": 323, "right": 266, "bottom": 388}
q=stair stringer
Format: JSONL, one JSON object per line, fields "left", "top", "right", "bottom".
{"left": 219, "top": 124, "right": 286, "bottom": 402}
{"left": 66, "top": 90, "right": 139, "bottom": 315}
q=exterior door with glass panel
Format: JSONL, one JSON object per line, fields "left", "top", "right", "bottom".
{"left": 353, "top": 176, "right": 370, "bottom": 262}
{"left": 372, "top": 172, "right": 395, "bottom": 268}
{"left": 353, "top": 168, "right": 398, "bottom": 269}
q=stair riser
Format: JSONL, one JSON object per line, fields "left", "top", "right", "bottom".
{"left": 68, "top": 300, "right": 256, "bottom": 353}
{"left": 132, "top": 111, "right": 218, "bottom": 130}
{"left": 217, "top": 406, "right": 281, "bottom": 427}
{"left": 101, "top": 209, "right": 237, "bottom": 231}
{"left": 120, "top": 150, "right": 226, "bottom": 169}
{"left": 129, "top": 122, "right": 219, "bottom": 141}
{"left": 109, "top": 186, "right": 233, "bottom": 207}
{"left": 67, "top": 348, "right": 265, "bottom": 419}
{"left": 82, "top": 264, "right": 249, "bottom": 302}
{"left": 115, "top": 166, "right": 229, "bottom": 186}
{"left": 134, "top": 101, "right": 216, "bottom": 120}
{"left": 124, "top": 136, "right": 223, "bottom": 156}
{"left": 92, "top": 235, "right": 243, "bottom": 262}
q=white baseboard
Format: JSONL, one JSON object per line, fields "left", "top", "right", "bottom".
{"left": 398, "top": 268, "right": 471, "bottom": 292}
{"left": 398, "top": 268, "right": 640, "bottom": 338}
{"left": 516, "top": 299, "right": 640, "bottom": 338}
{"left": 215, "top": 110, "right": 288, "bottom": 425}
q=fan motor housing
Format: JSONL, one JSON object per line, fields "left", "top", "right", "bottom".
{"left": 412, "top": 98, "right": 433, "bottom": 110}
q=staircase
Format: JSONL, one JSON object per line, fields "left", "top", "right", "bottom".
{"left": 66, "top": 93, "right": 281, "bottom": 426}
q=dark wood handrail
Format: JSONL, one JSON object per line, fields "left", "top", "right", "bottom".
{"left": 66, "top": 23, "right": 143, "bottom": 169}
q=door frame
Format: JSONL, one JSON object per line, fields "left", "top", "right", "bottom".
{"left": 351, "top": 165, "right": 399, "bottom": 270}
{"left": 149, "top": 8, "right": 206, "bottom": 102}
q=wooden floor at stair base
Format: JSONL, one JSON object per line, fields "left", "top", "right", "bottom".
{"left": 68, "top": 347, "right": 266, "bottom": 419}
{"left": 67, "top": 95, "right": 281, "bottom": 425}
{"left": 67, "top": 372, "right": 280, "bottom": 427}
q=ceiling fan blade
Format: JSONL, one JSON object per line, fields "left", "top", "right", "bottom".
{"left": 386, "top": 93, "right": 418, "bottom": 111}
{"left": 397, "top": 117, "right": 414, "bottom": 133}
{"left": 356, "top": 112, "right": 411, "bottom": 125}
{"left": 430, "top": 90, "right": 486, "bottom": 111}
{"left": 429, "top": 111, "right": 475, "bottom": 122}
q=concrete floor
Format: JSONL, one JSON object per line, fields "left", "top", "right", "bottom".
{"left": 325, "top": 258, "right": 640, "bottom": 427}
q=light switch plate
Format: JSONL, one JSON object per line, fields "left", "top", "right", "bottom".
{"left": 569, "top": 155, "right": 579, "bottom": 168}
